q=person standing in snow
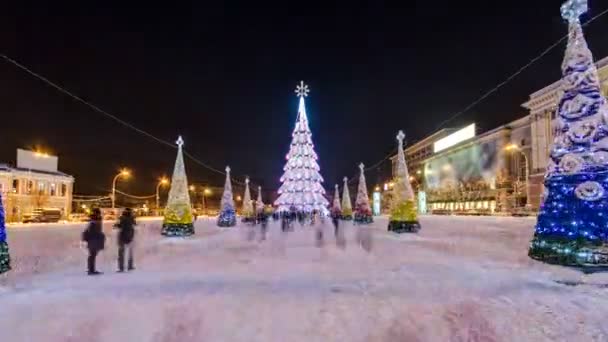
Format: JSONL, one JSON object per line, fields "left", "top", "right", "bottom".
{"left": 82, "top": 208, "right": 105, "bottom": 275}
{"left": 115, "top": 208, "right": 136, "bottom": 272}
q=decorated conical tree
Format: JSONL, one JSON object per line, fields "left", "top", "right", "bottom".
{"left": 217, "top": 166, "right": 237, "bottom": 227}
{"left": 389, "top": 131, "right": 420, "bottom": 233}
{"left": 241, "top": 177, "right": 254, "bottom": 222}
{"left": 331, "top": 184, "right": 342, "bottom": 217}
{"left": 162, "top": 136, "right": 194, "bottom": 236}
{"left": 256, "top": 186, "right": 265, "bottom": 214}
{"left": 0, "top": 193, "right": 11, "bottom": 274}
{"left": 355, "top": 163, "right": 373, "bottom": 224}
{"left": 341, "top": 177, "right": 353, "bottom": 220}
{"left": 529, "top": 0, "right": 608, "bottom": 266}
{"left": 275, "top": 81, "right": 329, "bottom": 212}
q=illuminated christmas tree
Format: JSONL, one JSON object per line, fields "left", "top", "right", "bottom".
{"left": 341, "top": 177, "right": 353, "bottom": 220}
{"left": 0, "top": 193, "right": 11, "bottom": 274}
{"left": 241, "top": 177, "right": 254, "bottom": 222}
{"left": 331, "top": 184, "right": 342, "bottom": 217}
{"left": 217, "top": 166, "right": 237, "bottom": 227}
{"left": 529, "top": 0, "right": 608, "bottom": 265}
{"left": 275, "top": 81, "right": 329, "bottom": 212}
{"left": 162, "top": 136, "right": 194, "bottom": 236}
{"left": 256, "top": 186, "right": 265, "bottom": 214}
{"left": 354, "top": 163, "right": 373, "bottom": 224}
{"left": 388, "top": 131, "right": 420, "bottom": 233}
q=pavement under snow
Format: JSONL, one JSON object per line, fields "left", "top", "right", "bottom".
{"left": 1, "top": 216, "right": 607, "bottom": 341}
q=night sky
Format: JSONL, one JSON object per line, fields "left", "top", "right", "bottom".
{"left": 1, "top": 1, "right": 608, "bottom": 197}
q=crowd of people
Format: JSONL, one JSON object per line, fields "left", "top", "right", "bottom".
{"left": 80, "top": 207, "right": 371, "bottom": 276}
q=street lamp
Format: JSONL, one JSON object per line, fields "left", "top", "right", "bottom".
{"left": 202, "top": 188, "right": 212, "bottom": 215}
{"left": 156, "top": 177, "right": 169, "bottom": 214}
{"left": 505, "top": 143, "right": 531, "bottom": 210}
{"left": 111, "top": 168, "right": 131, "bottom": 209}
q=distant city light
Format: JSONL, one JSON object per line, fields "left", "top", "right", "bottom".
{"left": 433, "top": 124, "right": 476, "bottom": 153}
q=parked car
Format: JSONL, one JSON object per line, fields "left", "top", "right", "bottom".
{"left": 69, "top": 213, "right": 89, "bottom": 222}
{"left": 22, "top": 208, "right": 62, "bottom": 223}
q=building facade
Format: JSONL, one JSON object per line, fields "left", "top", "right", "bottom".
{"left": 391, "top": 56, "right": 608, "bottom": 214}
{"left": 0, "top": 149, "right": 74, "bottom": 222}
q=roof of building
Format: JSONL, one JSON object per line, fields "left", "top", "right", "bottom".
{"left": 0, "top": 163, "right": 74, "bottom": 179}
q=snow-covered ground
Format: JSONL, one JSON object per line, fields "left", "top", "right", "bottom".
{"left": 1, "top": 216, "right": 607, "bottom": 341}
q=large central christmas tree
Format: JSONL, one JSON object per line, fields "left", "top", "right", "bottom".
{"left": 162, "top": 136, "right": 195, "bottom": 236}
{"left": 529, "top": 0, "right": 608, "bottom": 266}
{"left": 275, "top": 81, "right": 329, "bottom": 212}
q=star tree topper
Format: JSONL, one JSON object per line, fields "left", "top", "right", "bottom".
{"left": 397, "top": 130, "right": 405, "bottom": 145}
{"left": 561, "top": 0, "right": 587, "bottom": 22}
{"left": 295, "top": 81, "right": 310, "bottom": 98}
{"left": 359, "top": 163, "right": 365, "bottom": 172}
{"left": 226, "top": 166, "right": 231, "bottom": 174}
{"left": 176, "top": 135, "right": 184, "bottom": 148}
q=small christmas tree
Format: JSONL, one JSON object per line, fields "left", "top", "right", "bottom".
{"left": 241, "top": 177, "right": 254, "bottom": 222}
{"left": 341, "top": 177, "right": 353, "bottom": 220}
{"left": 331, "top": 184, "right": 342, "bottom": 217}
{"left": 0, "top": 193, "right": 11, "bottom": 274}
{"left": 275, "top": 81, "right": 329, "bottom": 212}
{"left": 256, "top": 186, "right": 265, "bottom": 214}
{"left": 217, "top": 166, "right": 237, "bottom": 227}
{"left": 162, "top": 136, "right": 195, "bottom": 236}
{"left": 389, "top": 131, "right": 420, "bottom": 233}
{"left": 354, "top": 163, "right": 373, "bottom": 224}
{"left": 529, "top": 0, "right": 608, "bottom": 266}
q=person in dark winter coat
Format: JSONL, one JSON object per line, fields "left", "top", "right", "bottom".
{"left": 82, "top": 208, "right": 105, "bottom": 275}
{"left": 115, "top": 208, "right": 136, "bottom": 272}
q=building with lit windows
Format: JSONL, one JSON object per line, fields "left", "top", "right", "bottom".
{"left": 392, "top": 56, "right": 608, "bottom": 215}
{"left": 0, "top": 149, "right": 74, "bottom": 222}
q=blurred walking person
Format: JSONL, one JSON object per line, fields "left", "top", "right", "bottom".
{"left": 115, "top": 208, "right": 136, "bottom": 272}
{"left": 82, "top": 208, "right": 106, "bottom": 275}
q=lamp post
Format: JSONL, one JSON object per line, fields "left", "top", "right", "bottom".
{"left": 203, "top": 187, "right": 212, "bottom": 215}
{"left": 111, "top": 169, "right": 130, "bottom": 209}
{"left": 156, "top": 177, "right": 169, "bottom": 215}
{"left": 505, "top": 144, "right": 530, "bottom": 210}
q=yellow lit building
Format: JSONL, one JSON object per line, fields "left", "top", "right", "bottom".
{"left": 0, "top": 149, "right": 74, "bottom": 222}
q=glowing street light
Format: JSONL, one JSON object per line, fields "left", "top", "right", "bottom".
{"left": 111, "top": 168, "right": 131, "bottom": 209}
{"left": 156, "top": 177, "right": 169, "bottom": 213}
{"left": 202, "top": 187, "right": 212, "bottom": 214}
{"left": 504, "top": 143, "right": 531, "bottom": 210}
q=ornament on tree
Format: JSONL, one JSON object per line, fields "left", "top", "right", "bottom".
{"left": 530, "top": 0, "right": 608, "bottom": 266}
{"left": 354, "top": 163, "right": 373, "bottom": 224}
{"left": 331, "top": 184, "right": 342, "bottom": 217}
{"left": 388, "top": 131, "right": 420, "bottom": 233}
{"left": 0, "top": 192, "right": 11, "bottom": 274}
{"left": 217, "top": 166, "right": 237, "bottom": 227}
{"left": 162, "top": 136, "right": 195, "bottom": 236}
{"left": 256, "top": 186, "right": 265, "bottom": 214}
{"left": 241, "top": 177, "right": 254, "bottom": 222}
{"left": 275, "top": 81, "right": 329, "bottom": 213}
{"left": 341, "top": 177, "right": 353, "bottom": 220}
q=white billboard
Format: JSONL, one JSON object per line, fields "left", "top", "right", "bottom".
{"left": 433, "top": 124, "right": 476, "bottom": 153}
{"left": 17, "top": 149, "right": 59, "bottom": 173}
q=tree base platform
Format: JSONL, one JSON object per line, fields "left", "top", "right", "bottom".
{"left": 529, "top": 235, "right": 608, "bottom": 267}
{"left": 161, "top": 223, "right": 195, "bottom": 237}
{"left": 388, "top": 220, "right": 421, "bottom": 233}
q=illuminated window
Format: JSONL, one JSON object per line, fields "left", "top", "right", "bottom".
{"left": 27, "top": 181, "right": 33, "bottom": 194}
{"left": 61, "top": 184, "right": 67, "bottom": 197}
{"left": 38, "top": 182, "right": 46, "bottom": 195}
{"left": 12, "top": 179, "right": 19, "bottom": 193}
{"left": 50, "top": 183, "right": 57, "bottom": 196}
